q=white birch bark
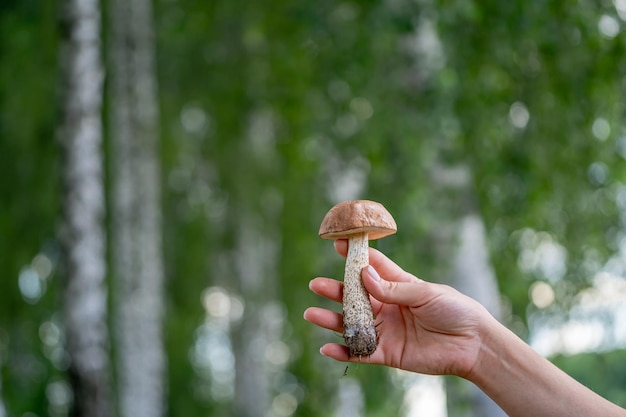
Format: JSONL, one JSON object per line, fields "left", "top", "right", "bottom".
{"left": 226, "top": 107, "right": 285, "bottom": 417}
{"left": 108, "top": 0, "right": 166, "bottom": 416}
{"left": 438, "top": 165, "right": 507, "bottom": 417}
{"left": 334, "top": 377, "right": 364, "bottom": 417}
{"left": 232, "top": 214, "right": 280, "bottom": 417}
{"left": 58, "top": 0, "right": 112, "bottom": 416}
{"left": 0, "top": 376, "right": 6, "bottom": 417}
{"left": 451, "top": 215, "right": 502, "bottom": 319}
{"left": 450, "top": 214, "right": 507, "bottom": 417}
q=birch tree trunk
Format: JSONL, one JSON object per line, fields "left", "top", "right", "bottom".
{"left": 230, "top": 108, "right": 284, "bottom": 417}
{"left": 108, "top": 0, "right": 166, "bottom": 416}
{"left": 0, "top": 377, "right": 6, "bottom": 417}
{"left": 58, "top": 0, "right": 113, "bottom": 416}
{"left": 232, "top": 213, "right": 281, "bottom": 417}
{"left": 449, "top": 214, "right": 507, "bottom": 417}
{"left": 437, "top": 164, "right": 507, "bottom": 417}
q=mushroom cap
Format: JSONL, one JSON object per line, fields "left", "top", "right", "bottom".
{"left": 319, "top": 200, "right": 397, "bottom": 240}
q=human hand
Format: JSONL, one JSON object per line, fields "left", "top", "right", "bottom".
{"left": 307, "top": 241, "right": 626, "bottom": 417}
{"left": 304, "top": 239, "right": 495, "bottom": 378}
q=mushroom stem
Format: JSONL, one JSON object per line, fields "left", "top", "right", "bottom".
{"left": 343, "top": 232, "right": 377, "bottom": 357}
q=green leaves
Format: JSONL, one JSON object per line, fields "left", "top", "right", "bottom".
{"left": 3, "top": 0, "right": 626, "bottom": 415}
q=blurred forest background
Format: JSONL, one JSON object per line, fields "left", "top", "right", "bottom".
{"left": 2, "top": 0, "right": 626, "bottom": 416}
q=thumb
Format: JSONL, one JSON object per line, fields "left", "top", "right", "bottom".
{"left": 362, "top": 265, "right": 436, "bottom": 308}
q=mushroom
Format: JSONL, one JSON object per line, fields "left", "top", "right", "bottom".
{"left": 319, "top": 200, "right": 397, "bottom": 357}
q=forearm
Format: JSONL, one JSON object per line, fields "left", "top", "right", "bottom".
{"left": 468, "top": 316, "right": 626, "bottom": 417}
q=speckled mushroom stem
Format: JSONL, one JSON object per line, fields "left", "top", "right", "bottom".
{"left": 343, "top": 232, "right": 377, "bottom": 357}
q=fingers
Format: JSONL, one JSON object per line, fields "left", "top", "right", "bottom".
{"left": 309, "top": 277, "right": 384, "bottom": 312}
{"left": 305, "top": 305, "right": 386, "bottom": 364}
{"left": 303, "top": 307, "right": 343, "bottom": 333}
{"left": 309, "top": 277, "right": 342, "bottom": 303}
{"left": 319, "top": 343, "right": 350, "bottom": 361}
{"left": 320, "top": 343, "right": 386, "bottom": 364}
{"left": 304, "top": 309, "right": 385, "bottom": 363}
{"left": 362, "top": 265, "right": 439, "bottom": 308}
{"left": 334, "top": 239, "right": 416, "bottom": 283}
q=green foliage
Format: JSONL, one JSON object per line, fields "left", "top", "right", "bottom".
{"left": 437, "top": 0, "right": 626, "bottom": 319}
{"left": 0, "top": 2, "right": 61, "bottom": 415}
{"left": 2, "top": 0, "right": 626, "bottom": 415}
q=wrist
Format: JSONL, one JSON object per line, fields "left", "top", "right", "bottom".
{"left": 461, "top": 313, "right": 510, "bottom": 384}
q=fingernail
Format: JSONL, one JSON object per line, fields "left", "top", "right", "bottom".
{"left": 367, "top": 265, "right": 381, "bottom": 282}
{"left": 319, "top": 347, "right": 328, "bottom": 356}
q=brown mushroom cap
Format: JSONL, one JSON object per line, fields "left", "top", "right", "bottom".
{"left": 319, "top": 200, "right": 397, "bottom": 240}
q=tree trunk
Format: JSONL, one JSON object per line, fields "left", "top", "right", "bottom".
{"left": 0, "top": 376, "right": 6, "bottom": 417}
{"left": 449, "top": 213, "right": 507, "bottom": 417}
{"left": 57, "top": 0, "right": 113, "bottom": 416}
{"left": 451, "top": 214, "right": 502, "bottom": 319}
{"left": 232, "top": 213, "right": 281, "bottom": 417}
{"left": 439, "top": 165, "right": 507, "bottom": 417}
{"left": 334, "top": 377, "right": 364, "bottom": 417}
{"left": 108, "top": 0, "right": 166, "bottom": 416}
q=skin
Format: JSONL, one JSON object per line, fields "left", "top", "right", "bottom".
{"left": 304, "top": 239, "right": 626, "bottom": 417}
